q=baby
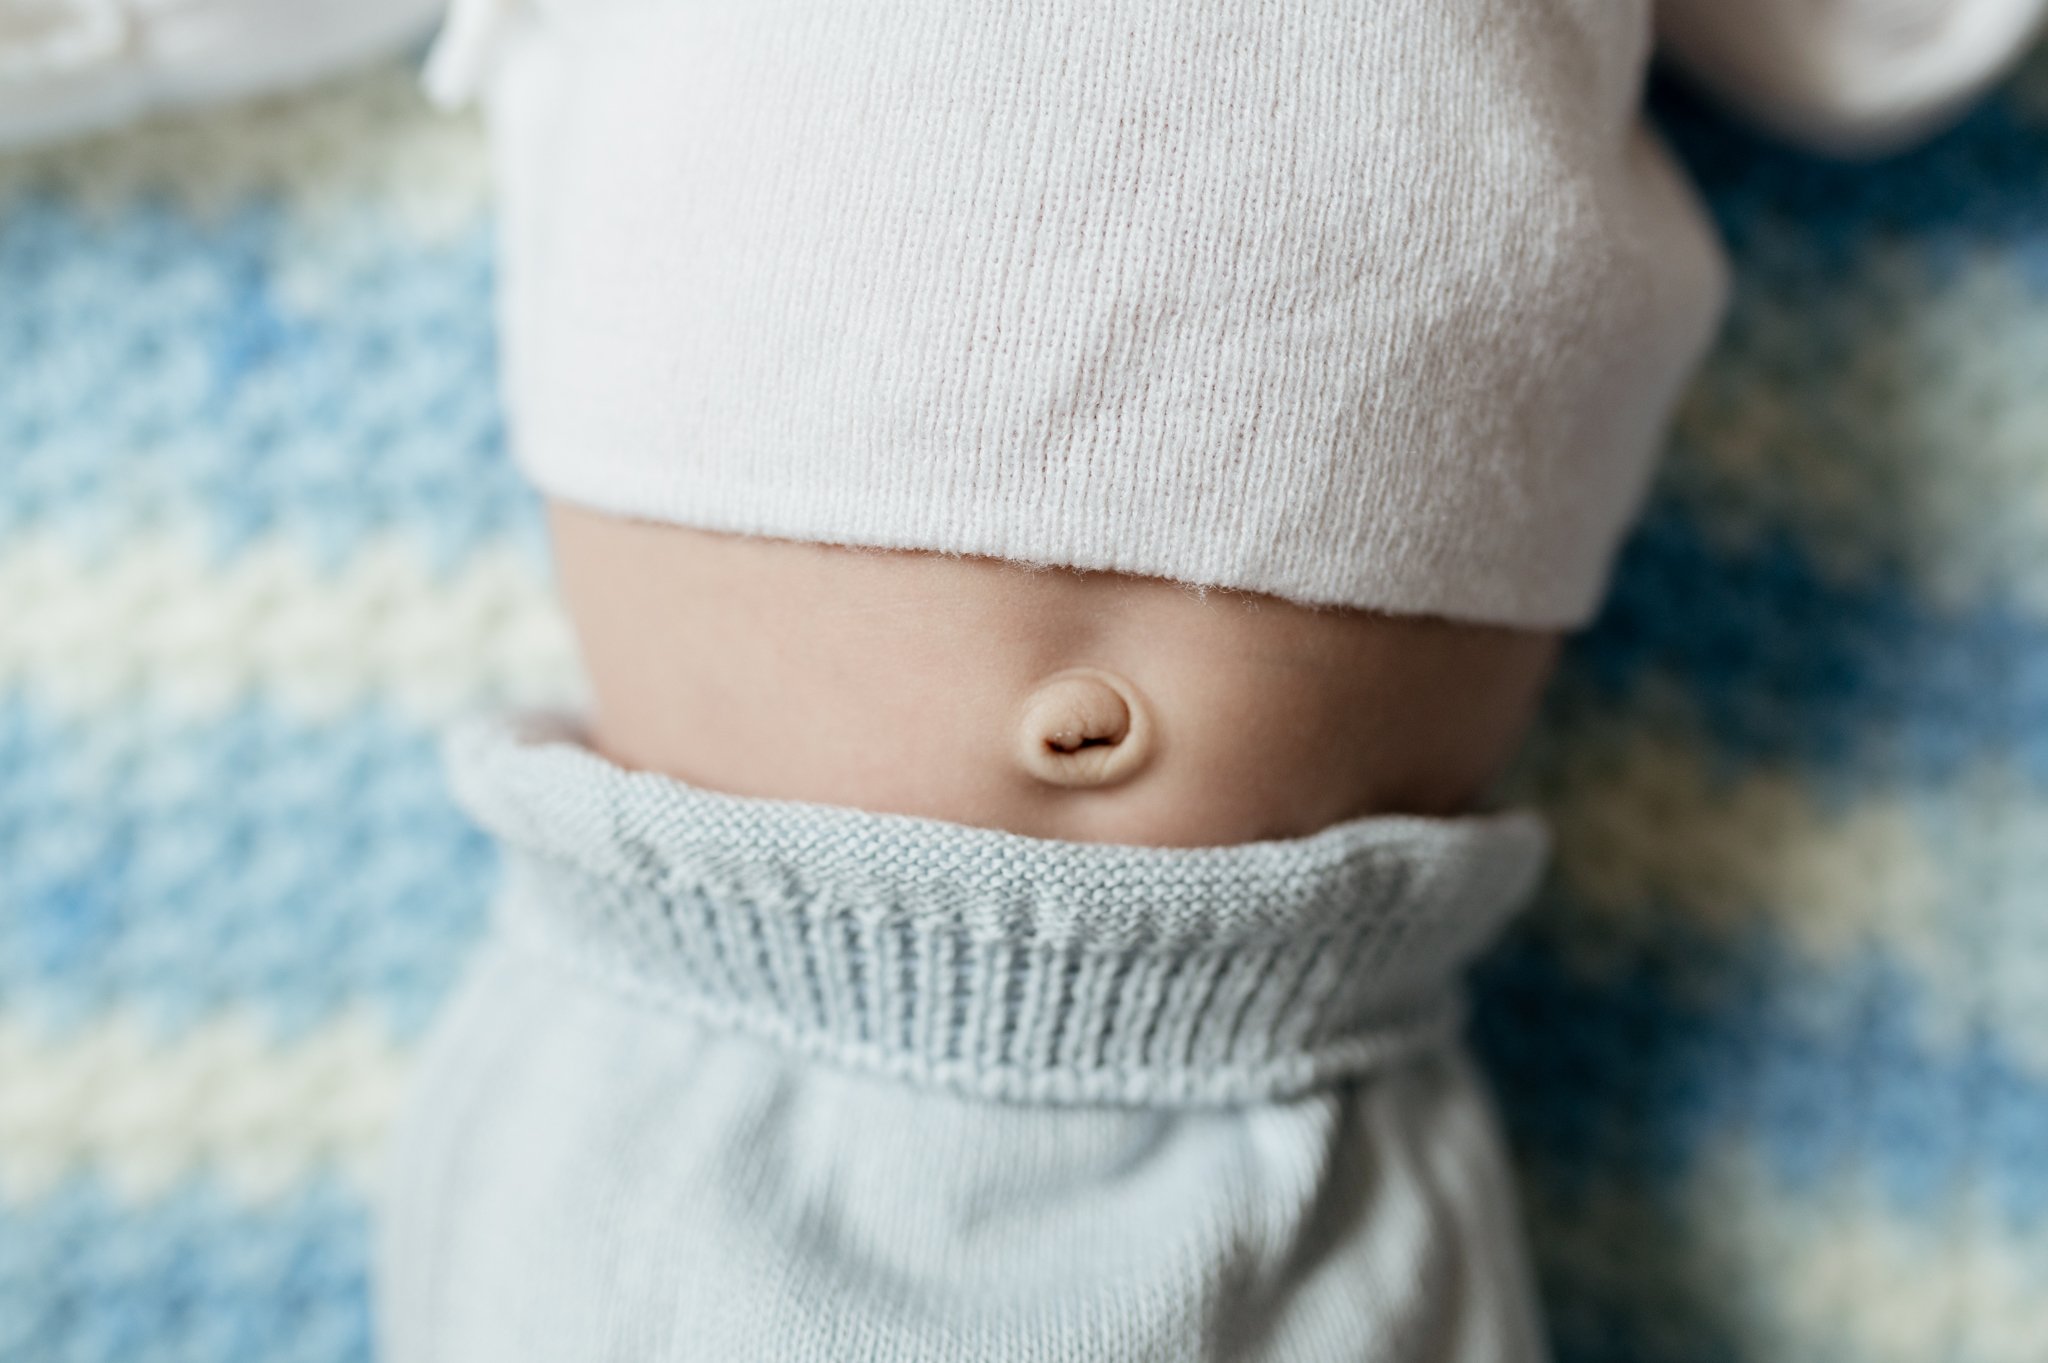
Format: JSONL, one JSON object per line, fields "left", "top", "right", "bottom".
{"left": 9, "top": 0, "right": 2040, "bottom": 1358}
{"left": 373, "top": 4, "right": 2042, "bottom": 1359}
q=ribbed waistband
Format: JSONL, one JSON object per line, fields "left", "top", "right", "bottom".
{"left": 442, "top": 712, "right": 1550, "bottom": 1106}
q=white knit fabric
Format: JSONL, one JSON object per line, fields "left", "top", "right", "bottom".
{"left": 442, "top": 0, "right": 1727, "bottom": 626}
{"left": 421, "top": 0, "right": 2047, "bottom": 628}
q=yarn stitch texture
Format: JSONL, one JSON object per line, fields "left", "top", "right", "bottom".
{"left": 445, "top": 711, "right": 1547, "bottom": 1107}
{"left": 4, "top": 50, "right": 2048, "bottom": 1363}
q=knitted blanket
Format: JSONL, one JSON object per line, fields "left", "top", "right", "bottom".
{"left": 3, "top": 50, "right": 2045, "bottom": 1363}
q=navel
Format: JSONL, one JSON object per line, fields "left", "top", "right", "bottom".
{"left": 1014, "top": 667, "right": 1153, "bottom": 789}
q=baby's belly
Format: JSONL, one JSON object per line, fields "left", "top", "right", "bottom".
{"left": 547, "top": 502, "right": 1559, "bottom": 847}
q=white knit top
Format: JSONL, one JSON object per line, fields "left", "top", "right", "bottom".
{"left": 430, "top": 0, "right": 2044, "bottom": 628}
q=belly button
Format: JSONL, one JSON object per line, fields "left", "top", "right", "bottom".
{"left": 1014, "top": 668, "right": 1153, "bottom": 789}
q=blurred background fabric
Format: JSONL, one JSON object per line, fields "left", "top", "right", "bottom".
{"left": 2, "top": 47, "right": 2046, "bottom": 1363}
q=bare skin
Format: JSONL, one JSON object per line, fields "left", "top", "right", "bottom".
{"left": 550, "top": 502, "right": 1562, "bottom": 848}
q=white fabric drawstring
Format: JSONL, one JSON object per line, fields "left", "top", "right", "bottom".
{"left": 421, "top": 0, "right": 509, "bottom": 108}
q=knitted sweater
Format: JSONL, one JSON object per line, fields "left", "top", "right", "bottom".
{"left": 430, "top": 0, "right": 2044, "bottom": 626}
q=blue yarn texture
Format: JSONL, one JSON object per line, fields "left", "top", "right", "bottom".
{"left": 3, "top": 52, "right": 2047, "bottom": 1363}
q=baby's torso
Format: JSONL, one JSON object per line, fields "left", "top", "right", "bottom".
{"left": 550, "top": 505, "right": 1560, "bottom": 844}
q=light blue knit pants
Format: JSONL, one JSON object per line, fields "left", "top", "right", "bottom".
{"left": 376, "top": 713, "right": 1554, "bottom": 1362}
